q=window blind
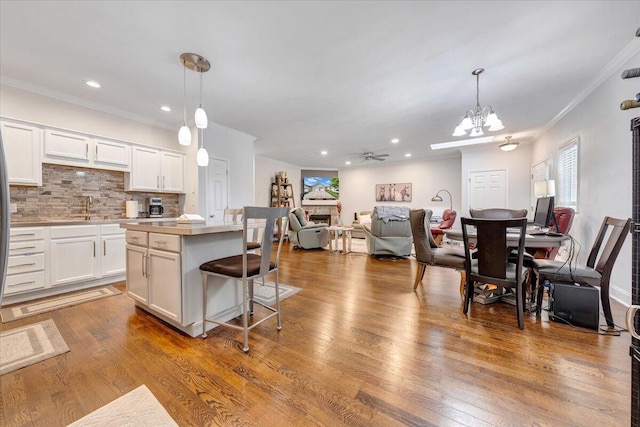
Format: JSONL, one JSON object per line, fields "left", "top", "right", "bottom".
{"left": 558, "top": 138, "right": 578, "bottom": 209}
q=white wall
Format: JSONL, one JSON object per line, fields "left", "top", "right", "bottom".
{"left": 339, "top": 157, "right": 461, "bottom": 225}
{"left": 460, "top": 143, "right": 533, "bottom": 217}
{"left": 254, "top": 156, "right": 301, "bottom": 207}
{"left": 532, "top": 51, "right": 639, "bottom": 306}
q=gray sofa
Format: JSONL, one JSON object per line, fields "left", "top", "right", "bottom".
{"left": 287, "top": 207, "right": 329, "bottom": 249}
{"left": 363, "top": 206, "right": 412, "bottom": 256}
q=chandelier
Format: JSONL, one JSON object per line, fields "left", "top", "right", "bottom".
{"left": 452, "top": 68, "right": 504, "bottom": 137}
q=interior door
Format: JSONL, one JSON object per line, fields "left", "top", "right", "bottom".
{"left": 206, "top": 158, "right": 229, "bottom": 222}
{"left": 468, "top": 169, "right": 507, "bottom": 212}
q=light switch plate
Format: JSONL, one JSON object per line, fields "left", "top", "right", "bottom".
{"left": 10, "top": 203, "right": 17, "bottom": 213}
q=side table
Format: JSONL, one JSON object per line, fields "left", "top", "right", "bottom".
{"left": 327, "top": 226, "right": 354, "bottom": 253}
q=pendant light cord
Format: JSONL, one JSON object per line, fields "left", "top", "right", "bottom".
{"left": 183, "top": 65, "right": 187, "bottom": 124}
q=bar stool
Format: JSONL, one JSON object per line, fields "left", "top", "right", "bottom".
{"left": 200, "top": 206, "right": 289, "bottom": 352}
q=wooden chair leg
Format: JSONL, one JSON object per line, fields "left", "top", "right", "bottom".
{"left": 433, "top": 234, "right": 443, "bottom": 246}
{"left": 459, "top": 271, "right": 466, "bottom": 301}
{"left": 601, "top": 281, "right": 615, "bottom": 328}
{"left": 413, "top": 263, "right": 426, "bottom": 289}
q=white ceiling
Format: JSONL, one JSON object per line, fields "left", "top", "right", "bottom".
{"left": 1, "top": 1, "right": 639, "bottom": 169}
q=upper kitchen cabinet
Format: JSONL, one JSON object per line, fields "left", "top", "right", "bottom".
{"left": 1, "top": 120, "right": 43, "bottom": 186}
{"left": 43, "top": 129, "right": 130, "bottom": 172}
{"left": 126, "top": 146, "right": 185, "bottom": 193}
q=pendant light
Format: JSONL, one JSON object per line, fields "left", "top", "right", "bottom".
{"left": 179, "top": 53, "right": 211, "bottom": 138}
{"left": 196, "top": 128, "right": 209, "bottom": 167}
{"left": 194, "top": 70, "right": 208, "bottom": 129}
{"left": 178, "top": 65, "right": 192, "bottom": 146}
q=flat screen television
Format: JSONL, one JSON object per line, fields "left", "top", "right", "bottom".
{"left": 302, "top": 176, "right": 339, "bottom": 200}
{"left": 533, "top": 196, "right": 559, "bottom": 230}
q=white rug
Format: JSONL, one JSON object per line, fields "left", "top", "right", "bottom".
{"left": 1, "top": 286, "right": 121, "bottom": 323}
{"left": 0, "top": 319, "right": 70, "bottom": 375}
{"left": 67, "top": 385, "right": 177, "bottom": 427}
{"left": 252, "top": 281, "right": 301, "bottom": 306}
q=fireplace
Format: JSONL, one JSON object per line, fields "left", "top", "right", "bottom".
{"left": 309, "top": 214, "right": 331, "bottom": 226}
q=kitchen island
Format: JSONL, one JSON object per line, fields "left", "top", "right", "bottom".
{"left": 120, "top": 221, "right": 248, "bottom": 337}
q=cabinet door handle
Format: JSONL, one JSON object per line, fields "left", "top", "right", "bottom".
{"left": 11, "top": 280, "right": 35, "bottom": 287}
{"left": 157, "top": 176, "right": 160, "bottom": 189}
{"left": 86, "top": 143, "right": 89, "bottom": 159}
{"left": 12, "top": 233, "right": 35, "bottom": 237}
{"left": 93, "top": 241, "right": 96, "bottom": 257}
{"left": 142, "top": 254, "right": 146, "bottom": 277}
{"left": 103, "top": 240, "right": 106, "bottom": 256}
{"left": 9, "top": 262, "right": 36, "bottom": 268}
{"left": 14, "top": 246, "right": 36, "bottom": 250}
{"left": 95, "top": 145, "right": 99, "bottom": 160}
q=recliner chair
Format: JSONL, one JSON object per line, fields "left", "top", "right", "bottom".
{"left": 363, "top": 206, "right": 412, "bottom": 256}
{"left": 287, "top": 207, "right": 329, "bottom": 249}
{"left": 430, "top": 209, "right": 457, "bottom": 246}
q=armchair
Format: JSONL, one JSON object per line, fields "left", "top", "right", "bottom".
{"left": 363, "top": 206, "right": 412, "bottom": 256}
{"left": 430, "top": 209, "right": 457, "bottom": 246}
{"left": 535, "top": 207, "right": 575, "bottom": 260}
{"left": 287, "top": 207, "right": 329, "bottom": 249}
{"left": 351, "top": 210, "right": 373, "bottom": 239}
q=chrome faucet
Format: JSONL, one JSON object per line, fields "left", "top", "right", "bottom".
{"left": 85, "top": 196, "right": 93, "bottom": 220}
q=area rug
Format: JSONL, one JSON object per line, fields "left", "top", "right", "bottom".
{"left": 67, "top": 384, "right": 177, "bottom": 426}
{"left": 1, "top": 286, "right": 121, "bottom": 323}
{"left": 252, "top": 281, "right": 301, "bottom": 306}
{"left": 0, "top": 319, "right": 70, "bottom": 376}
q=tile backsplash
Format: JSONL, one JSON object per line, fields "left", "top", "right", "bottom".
{"left": 10, "top": 164, "right": 183, "bottom": 221}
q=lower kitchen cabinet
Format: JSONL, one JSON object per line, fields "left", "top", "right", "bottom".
{"left": 125, "top": 243, "right": 148, "bottom": 304}
{"left": 5, "top": 227, "right": 46, "bottom": 295}
{"left": 148, "top": 248, "right": 181, "bottom": 322}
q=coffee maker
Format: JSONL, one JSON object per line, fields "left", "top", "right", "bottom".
{"left": 147, "top": 197, "right": 164, "bottom": 218}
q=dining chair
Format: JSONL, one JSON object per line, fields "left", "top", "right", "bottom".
{"left": 224, "top": 208, "right": 261, "bottom": 251}
{"left": 409, "top": 209, "right": 467, "bottom": 296}
{"left": 469, "top": 208, "right": 528, "bottom": 219}
{"left": 462, "top": 217, "right": 528, "bottom": 329}
{"left": 200, "top": 206, "right": 289, "bottom": 352}
{"left": 533, "top": 216, "right": 632, "bottom": 327}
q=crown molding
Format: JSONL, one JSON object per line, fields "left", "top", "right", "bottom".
{"left": 206, "top": 120, "right": 257, "bottom": 142}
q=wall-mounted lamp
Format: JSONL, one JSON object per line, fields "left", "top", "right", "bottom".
{"left": 431, "top": 189, "right": 453, "bottom": 210}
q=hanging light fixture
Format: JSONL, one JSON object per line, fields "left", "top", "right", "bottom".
{"left": 180, "top": 53, "right": 210, "bottom": 132}
{"left": 178, "top": 65, "right": 192, "bottom": 146}
{"left": 452, "top": 68, "right": 504, "bottom": 137}
{"left": 196, "top": 128, "right": 209, "bottom": 167}
{"left": 499, "top": 135, "right": 519, "bottom": 152}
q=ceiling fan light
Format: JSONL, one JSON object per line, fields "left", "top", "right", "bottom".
{"left": 194, "top": 106, "right": 208, "bottom": 128}
{"left": 178, "top": 125, "right": 192, "bottom": 146}
{"left": 452, "top": 125, "right": 466, "bottom": 136}
{"left": 469, "top": 127, "right": 484, "bottom": 137}
{"left": 488, "top": 118, "right": 504, "bottom": 131}
{"left": 461, "top": 116, "right": 473, "bottom": 130}
{"left": 197, "top": 147, "right": 209, "bottom": 166}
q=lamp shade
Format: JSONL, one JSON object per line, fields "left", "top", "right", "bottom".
{"left": 194, "top": 106, "right": 208, "bottom": 129}
{"left": 178, "top": 125, "right": 192, "bottom": 146}
{"left": 534, "top": 180, "right": 556, "bottom": 197}
{"left": 197, "top": 147, "right": 209, "bottom": 167}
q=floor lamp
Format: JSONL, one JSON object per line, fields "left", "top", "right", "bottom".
{"left": 431, "top": 189, "right": 453, "bottom": 210}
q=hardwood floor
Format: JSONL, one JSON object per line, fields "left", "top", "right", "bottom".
{"left": 0, "top": 242, "right": 632, "bottom": 426}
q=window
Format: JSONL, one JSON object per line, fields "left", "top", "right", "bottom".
{"left": 557, "top": 137, "right": 579, "bottom": 210}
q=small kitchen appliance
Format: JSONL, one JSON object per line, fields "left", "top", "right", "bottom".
{"left": 147, "top": 197, "right": 164, "bottom": 218}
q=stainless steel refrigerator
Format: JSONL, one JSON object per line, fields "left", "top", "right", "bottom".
{"left": 0, "top": 130, "right": 9, "bottom": 306}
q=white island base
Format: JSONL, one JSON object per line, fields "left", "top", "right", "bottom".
{"left": 121, "top": 221, "right": 249, "bottom": 337}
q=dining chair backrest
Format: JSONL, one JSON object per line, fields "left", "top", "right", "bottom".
{"left": 224, "top": 208, "right": 244, "bottom": 224}
{"left": 587, "top": 216, "right": 632, "bottom": 276}
{"left": 469, "top": 208, "right": 528, "bottom": 219}
{"left": 409, "top": 209, "right": 438, "bottom": 264}
{"left": 461, "top": 217, "right": 527, "bottom": 281}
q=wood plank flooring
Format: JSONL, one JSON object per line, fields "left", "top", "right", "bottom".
{"left": 0, "top": 242, "right": 632, "bottom": 426}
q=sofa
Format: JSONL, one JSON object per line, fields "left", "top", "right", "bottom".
{"left": 351, "top": 210, "right": 373, "bottom": 239}
{"left": 362, "top": 206, "right": 412, "bottom": 256}
{"left": 287, "top": 207, "right": 329, "bottom": 249}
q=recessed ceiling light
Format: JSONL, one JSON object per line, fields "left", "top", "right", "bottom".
{"left": 391, "top": 138, "right": 400, "bottom": 143}
{"left": 85, "top": 80, "right": 101, "bottom": 88}
{"left": 405, "top": 153, "right": 412, "bottom": 157}
{"left": 321, "top": 150, "right": 328, "bottom": 155}
{"left": 430, "top": 136, "right": 494, "bottom": 150}
{"left": 160, "top": 106, "right": 171, "bottom": 112}
{"left": 345, "top": 161, "right": 351, "bottom": 165}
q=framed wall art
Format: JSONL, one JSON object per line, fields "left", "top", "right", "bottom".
{"left": 375, "top": 183, "right": 411, "bottom": 202}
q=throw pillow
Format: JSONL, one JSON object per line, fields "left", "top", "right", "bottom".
{"left": 359, "top": 214, "right": 372, "bottom": 224}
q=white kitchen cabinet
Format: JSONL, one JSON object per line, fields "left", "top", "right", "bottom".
{"left": 101, "top": 224, "right": 126, "bottom": 277}
{"left": 44, "top": 129, "right": 91, "bottom": 164}
{"left": 129, "top": 146, "right": 162, "bottom": 191}
{"left": 124, "top": 230, "right": 182, "bottom": 322}
{"left": 0, "top": 120, "right": 42, "bottom": 186}
{"left": 126, "top": 243, "right": 148, "bottom": 304}
{"left": 4, "top": 227, "right": 46, "bottom": 296}
{"left": 127, "top": 146, "right": 185, "bottom": 193}
{"left": 49, "top": 225, "right": 99, "bottom": 287}
{"left": 160, "top": 152, "right": 184, "bottom": 193}
{"left": 93, "top": 138, "right": 130, "bottom": 171}
{"left": 148, "top": 248, "right": 182, "bottom": 322}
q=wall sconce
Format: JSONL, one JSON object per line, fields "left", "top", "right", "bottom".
{"left": 431, "top": 189, "right": 453, "bottom": 210}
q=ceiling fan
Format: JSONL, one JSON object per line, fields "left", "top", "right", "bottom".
{"left": 361, "top": 151, "right": 389, "bottom": 161}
